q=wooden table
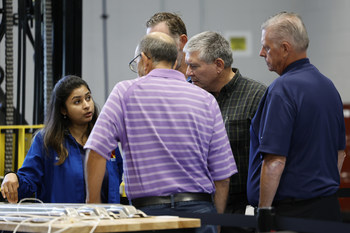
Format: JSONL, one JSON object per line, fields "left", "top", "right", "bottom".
{"left": 0, "top": 215, "right": 200, "bottom": 232}
{"left": 0, "top": 203, "right": 200, "bottom": 232}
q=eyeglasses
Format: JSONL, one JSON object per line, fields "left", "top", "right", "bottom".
{"left": 128, "top": 53, "right": 151, "bottom": 73}
{"left": 129, "top": 54, "right": 141, "bottom": 73}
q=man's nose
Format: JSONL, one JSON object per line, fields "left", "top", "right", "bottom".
{"left": 186, "top": 66, "right": 193, "bottom": 76}
{"left": 259, "top": 47, "right": 265, "bottom": 57}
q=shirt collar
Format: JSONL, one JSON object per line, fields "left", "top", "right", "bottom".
{"left": 282, "top": 58, "right": 310, "bottom": 75}
{"left": 220, "top": 68, "right": 241, "bottom": 95}
{"left": 147, "top": 68, "right": 186, "bottom": 81}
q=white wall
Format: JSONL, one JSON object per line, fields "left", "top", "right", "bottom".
{"left": 1, "top": 0, "right": 349, "bottom": 124}
{"left": 83, "top": 0, "right": 350, "bottom": 110}
{"left": 301, "top": 0, "right": 350, "bottom": 102}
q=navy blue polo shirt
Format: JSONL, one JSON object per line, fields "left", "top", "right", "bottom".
{"left": 247, "top": 58, "right": 346, "bottom": 207}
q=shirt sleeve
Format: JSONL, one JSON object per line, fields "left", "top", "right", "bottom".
{"left": 207, "top": 97, "right": 238, "bottom": 181}
{"left": 17, "top": 133, "right": 45, "bottom": 199}
{"left": 258, "top": 92, "right": 296, "bottom": 157}
{"left": 85, "top": 83, "right": 126, "bottom": 159}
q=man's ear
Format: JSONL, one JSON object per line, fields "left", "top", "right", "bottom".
{"left": 281, "top": 41, "right": 291, "bottom": 57}
{"left": 141, "top": 52, "right": 152, "bottom": 74}
{"left": 215, "top": 58, "right": 225, "bottom": 73}
{"left": 179, "top": 34, "right": 188, "bottom": 50}
{"left": 172, "top": 60, "right": 178, "bottom": 70}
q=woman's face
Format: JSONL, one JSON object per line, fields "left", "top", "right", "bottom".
{"left": 61, "top": 85, "right": 95, "bottom": 126}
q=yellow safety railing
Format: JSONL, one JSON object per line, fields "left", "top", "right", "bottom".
{"left": 0, "top": 125, "right": 44, "bottom": 177}
{"left": 0, "top": 124, "right": 127, "bottom": 198}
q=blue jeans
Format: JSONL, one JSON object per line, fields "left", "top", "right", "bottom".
{"left": 139, "top": 200, "right": 218, "bottom": 233}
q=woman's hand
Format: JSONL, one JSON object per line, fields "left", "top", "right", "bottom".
{"left": 1, "top": 173, "right": 19, "bottom": 203}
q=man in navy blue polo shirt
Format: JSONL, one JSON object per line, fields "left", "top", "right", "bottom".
{"left": 247, "top": 11, "right": 346, "bottom": 221}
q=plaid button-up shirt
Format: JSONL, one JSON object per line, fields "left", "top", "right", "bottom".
{"left": 215, "top": 68, "right": 266, "bottom": 195}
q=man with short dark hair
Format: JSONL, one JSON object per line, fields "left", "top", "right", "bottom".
{"left": 146, "top": 12, "right": 188, "bottom": 77}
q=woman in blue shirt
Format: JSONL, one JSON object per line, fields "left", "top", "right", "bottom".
{"left": 1, "top": 75, "right": 123, "bottom": 203}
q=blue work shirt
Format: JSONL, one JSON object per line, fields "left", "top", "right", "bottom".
{"left": 17, "top": 131, "right": 123, "bottom": 203}
{"left": 247, "top": 58, "right": 346, "bottom": 207}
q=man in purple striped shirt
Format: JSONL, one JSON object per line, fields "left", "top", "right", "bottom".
{"left": 84, "top": 32, "right": 237, "bottom": 233}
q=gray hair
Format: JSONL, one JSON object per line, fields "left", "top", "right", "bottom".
{"left": 262, "top": 12, "right": 309, "bottom": 52}
{"left": 137, "top": 33, "right": 178, "bottom": 67}
{"left": 184, "top": 31, "right": 233, "bottom": 68}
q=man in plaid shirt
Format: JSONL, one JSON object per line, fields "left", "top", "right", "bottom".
{"left": 185, "top": 31, "right": 266, "bottom": 233}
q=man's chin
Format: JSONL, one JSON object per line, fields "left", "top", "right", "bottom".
{"left": 192, "top": 81, "right": 201, "bottom": 87}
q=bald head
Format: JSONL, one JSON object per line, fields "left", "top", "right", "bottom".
{"left": 147, "top": 31, "right": 176, "bottom": 44}
{"left": 137, "top": 32, "right": 178, "bottom": 67}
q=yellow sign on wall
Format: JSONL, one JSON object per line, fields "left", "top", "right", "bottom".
{"left": 229, "top": 37, "right": 247, "bottom": 51}
{"left": 225, "top": 31, "right": 252, "bottom": 57}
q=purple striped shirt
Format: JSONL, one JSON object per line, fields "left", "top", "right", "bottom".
{"left": 85, "top": 69, "right": 237, "bottom": 199}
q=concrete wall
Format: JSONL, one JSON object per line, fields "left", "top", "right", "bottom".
{"left": 1, "top": 0, "right": 349, "bottom": 124}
